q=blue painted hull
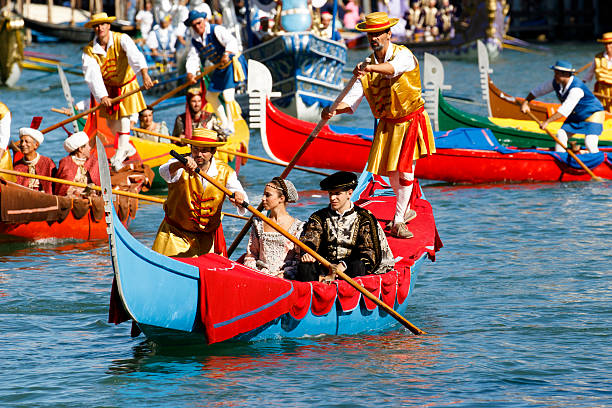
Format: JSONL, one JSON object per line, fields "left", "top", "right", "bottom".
{"left": 243, "top": 33, "right": 347, "bottom": 111}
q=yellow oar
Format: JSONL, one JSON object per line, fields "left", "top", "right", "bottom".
{"left": 169, "top": 150, "right": 426, "bottom": 335}
{"left": 131, "top": 127, "right": 331, "bottom": 176}
{"left": 0, "top": 169, "right": 248, "bottom": 220}
{"left": 501, "top": 43, "right": 546, "bottom": 55}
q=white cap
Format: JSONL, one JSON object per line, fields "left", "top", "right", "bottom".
{"left": 63, "top": 131, "right": 89, "bottom": 153}
{"left": 19, "top": 127, "right": 44, "bottom": 145}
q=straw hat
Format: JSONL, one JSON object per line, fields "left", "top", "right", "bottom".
{"left": 355, "top": 12, "right": 398, "bottom": 33}
{"left": 549, "top": 60, "right": 575, "bottom": 73}
{"left": 190, "top": 128, "right": 226, "bottom": 147}
{"left": 84, "top": 12, "right": 116, "bottom": 28}
{"left": 597, "top": 32, "right": 612, "bottom": 43}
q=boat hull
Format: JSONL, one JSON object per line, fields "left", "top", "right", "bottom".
{"left": 258, "top": 98, "right": 612, "bottom": 182}
{"left": 437, "top": 92, "right": 612, "bottom": 148}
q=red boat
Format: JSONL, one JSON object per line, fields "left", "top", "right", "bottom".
{"left": 256, "top": 98, "right": 612, "bottom": 183}
{"left": 0, "top": 113, "right": 152, "bottom": 242}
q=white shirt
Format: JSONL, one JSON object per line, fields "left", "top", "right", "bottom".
{"left": 159, "top": 157, "right": 249, "bottom": 215}
{"left": 135, "top": 10, "right": 154, "bottom": 38}
{"left": 146, "top": 25, "right": 177, "bottom": 52}
{"left": 185, "top": 23, "right": 240, "bottom": 75}
{"left": 583, "top": 52, "right": 612, "bottom": 83}
{"left": 342, "top": 45, "right": 417, "bottom": 112}
{"left": 82, "top": 33, "right": 148, "bottom": 102}
{"left": 0, "top": 110, "right": 10, "bottom": 149}
{"left": 530, "top": 76, "right": 583, "bottom": 118}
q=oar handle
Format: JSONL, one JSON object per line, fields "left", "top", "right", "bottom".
{"left": 40, "top": 80, "right": 158, "bottom": 134}
{"left": 518, "top": 100, "right": 603, "bottom": 181}
{"left": 227, "top": 58, "right": 370, "bottom": 256}
{"left": 167, "top": 151, "right": 425, "bottom": 335}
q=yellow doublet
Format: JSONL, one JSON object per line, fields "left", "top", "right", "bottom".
{"left": 594, "top": 52, "right": 612, "bottom": 112}
{"left": 360, "top": 44, "right": 435, "bottom": 175}
{"left": 0, "top": 102, "right": 14, "bottom": 182}
{"left": 152, "top": 160, "right": 232, "bottom": 257}
{"left": 83, "top": 32, "right": 146, "bottom": 120}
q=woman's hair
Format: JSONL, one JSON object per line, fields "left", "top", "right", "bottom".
{"left": 266, "top": 177, "right": 298, "bottom": 203}
{"left": 138, "top": 105, "right": 154, "bottom": 118}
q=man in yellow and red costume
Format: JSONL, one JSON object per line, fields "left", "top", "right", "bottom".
{"left": 321, "top": 12, "right": 435, "bottom": 239}
{"left": 584, "top": 32, "right": 612, "bottom": 112}
{"left": 152, "top": 128, "right": 248, "bottom": 257}
{"left": 82, "top": 12, "right": 154, "bottom": 171}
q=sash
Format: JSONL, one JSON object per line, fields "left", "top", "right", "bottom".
{"left": 383, "top": 106, "right": 432, "bottom": 172}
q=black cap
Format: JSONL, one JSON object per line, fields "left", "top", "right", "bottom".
{"left": 320, "top": 171, "right": 358, "bottom": 191}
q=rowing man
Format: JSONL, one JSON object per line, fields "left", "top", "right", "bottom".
{"left": 82, "top": 12, "right": 154, "bottom": 171}
{"left": 521, "top": 60, "right": 605, "bottom": 153}
{"left": 321, "top": 12, "right": 436, "bottom": 239}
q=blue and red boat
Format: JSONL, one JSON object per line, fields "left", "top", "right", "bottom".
{"left": 99, "top": 139, "right": 441, "bottom": 344}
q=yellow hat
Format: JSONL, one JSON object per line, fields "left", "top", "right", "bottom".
{"left": 355, "top": 12, "right": 398, "bottom": 32}
{"left": 597, "top": 32, "right": 612, "bottom": 43}
{"left": 84, "top": 12, "right": 116, "bottom": 28}
{"left": 190, "top": 128, "right": 226, "bottom": 147}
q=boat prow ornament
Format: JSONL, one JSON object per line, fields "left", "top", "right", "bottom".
{"left": 423, "top": 53, "right": 451, "bottom": 131}
{"left": 477, "top": 40, "right": 493, "bottom": 117}
{"left": 247, "top": 59, "right": 280, "bottom": 130}
{"left": 280, "top": 0, "right": 311, "bottom": 32}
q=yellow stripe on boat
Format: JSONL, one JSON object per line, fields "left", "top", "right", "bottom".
{"left": 489, "top": 117, "right": 612, "bottom": 143}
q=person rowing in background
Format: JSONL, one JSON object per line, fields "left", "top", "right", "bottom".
{"left": 583, "top": 32, "right": 612, "bottom": 112}
{"left": 522, "top": 60, "right": 605, "bottom": 154}
{"left": 184, "top": 10, "right": 247, "bottom": 135}
{"left": 82, "top": 12, "right": 154, "bottom": 171}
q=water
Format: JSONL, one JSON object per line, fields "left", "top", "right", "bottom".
{"left": 1, "top": 42, "right": 611, "bottom": 407}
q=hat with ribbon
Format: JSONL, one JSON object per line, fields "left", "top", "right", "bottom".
{"left": 184, "top": 10, "right": 207, "bottom": 26}
{"left": 549, "top": 60, "right": 575, "bottom": 73}
{"left": 355, "top": 11, "right": 398, "bottom": 32}
{"left": 597, "top": 32, "right": 612, "bottom": 43}
{"left": 19, "top": 127, "right": 44, "bottom": 145}
{"left": 64, "top": 132, "right": 90, "bottom": 153}
{"left": 84, "top": 12, "right": 117, "bottom": 28}
{"left": 190, "top": 128, "right": 226, "bottom": 147}
{"left": 320, "top": 171, "right": 358, "bottom": 191}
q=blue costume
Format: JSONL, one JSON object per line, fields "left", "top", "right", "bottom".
{"left": 190, "top": 24, "right": 247, "bottom": 93}
{"left": 553, "top": 78, "right": 604, "bottom": 136}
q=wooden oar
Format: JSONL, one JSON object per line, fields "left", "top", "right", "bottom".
{"left": 131, "top": 127, "right": 331, "bottom": 176}
{"left": 40, "top": 81, "right": 158, "bottom": 134}
{"left": 169, "top": 150, "right": 426, "bottom": 335}
{"left": 576, "top": 61, "right": 592, "bottom": 75}
{"left": 515, "top": 101, "right": 603, "bottom": 181}
{"left": 227, "top": 58, "right": 371, "bottom": 256}
{"left": 0, "top": 169, "right": 248, "bottom": 220}
{"left": 149, "top": 63, "right": 222, "bottom": 108}
{"left": 501, "top": 43, "right": 546, "bottom": 55}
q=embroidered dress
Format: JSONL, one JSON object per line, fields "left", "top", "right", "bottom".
{"left": 243, "top": 218, "right": 305, "bottom": 279}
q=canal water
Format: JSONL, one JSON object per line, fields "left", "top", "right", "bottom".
{"left": 0, "top": 41, "right": 610, "bottom": 406}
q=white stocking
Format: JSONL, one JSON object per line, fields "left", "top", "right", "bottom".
{"left": 584, "top": 134, "right": 599, "bottom": 153}
{"left": 222, "top": 88, "right": 236, "bottom": 132}
{"left": 388, "top": 164, "right": 416, "bottom": 225}
{"left": 205, "top": 91, "right": 230, "bottom": 130}
{"left": 555, "top": 129, "right": 569, "bottom": 152}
